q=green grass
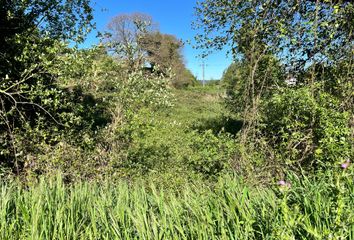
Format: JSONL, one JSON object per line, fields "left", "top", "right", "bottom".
{"left": 1, "top": 171, "right": 353, "bottom": 239}
{"left": 121, "top": 85, "right": 237, "bottom": 182}
{"left": 169, "top": 86, "right": 225, "bottom": 124}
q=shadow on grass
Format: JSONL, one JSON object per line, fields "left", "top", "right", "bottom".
{"left": 192, "top": 116, "right": 243, "bottom": 135}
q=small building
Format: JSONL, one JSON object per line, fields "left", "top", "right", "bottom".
{"left": 285, "top": 75, "right": 297, "bottom": 86}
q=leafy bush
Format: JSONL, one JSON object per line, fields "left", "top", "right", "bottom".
{"left": 49, "top": 44, "right": 124, "bottom": 94}
{"left": 171, "top": 68, "right": 199, "bottom": 89}
{"left": 117, "top": 70, "right": 173, "bottom": 111}
{"left": 0, "top": 35, "right": 175, "bottom": 179}
{"left": 261, "top": 86, "right": 352, "bottom": 170}
{"left": 222, "top": 56, "right": 285, "bottom": 113}
{"left": 186, "top": 130, "right": 235, "bottom": 176}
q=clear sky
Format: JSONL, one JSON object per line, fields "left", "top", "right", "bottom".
{"left": 82, "top": 0, "right": 232, "bottom": 80}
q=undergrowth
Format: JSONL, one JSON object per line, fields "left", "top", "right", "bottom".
{"left": 1, "top": 168, "right": 353, "bottom": 240}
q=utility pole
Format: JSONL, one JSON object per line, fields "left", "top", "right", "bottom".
{"left": 200, "top": 62, "right": 207, "bottom": 87}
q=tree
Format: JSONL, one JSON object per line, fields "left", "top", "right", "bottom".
{"left": 172, "top": 67, "right": 198, "bottom": 89}
{"left": 0, "top": 0, "right": 94, "bottom": 174}
{"left": 222, "top": 56, "right": 284, "bottom": 115}
{"left": 194, "top": 0, "right": 353, "bottom": 171}
{"left": 105, "top": 13, "right": 157, "bottom": 70}
{"left": 194, "top": 0, "right": 353, "bottom": 64}
{"left": 106, "top": 14, "right": 196, "bottom": 88}
{"left": 139, "top": 32, "right": 197, "bottom": 88}
{"left": 0, "top": 0, "right": 93, "bottom": 76}
{"left": 0, "top": 0, "right": 94, "bottom": 102}
{"left": 0, "top": 0, "right": 93, "bottom": 41}
{"left": 194, "top": 0, "right": 353, "bottom": 117}
{"left": 139, "top": 32, "right": 182, "bottom": 72}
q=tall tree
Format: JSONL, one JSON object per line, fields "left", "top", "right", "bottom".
{"left": 138, "top": 32, "right": 182, "bottom": 73}
{"left": 139, "top": 32, "right": 197, "bottom": 88}
{"left": 194, "top": 0, "right": 353, "bottom": 115}
{"left": 194, "top": 0, "right": 353, "bottom": 170}
{"left": 0, "top": 0, "right": 93, "bottom": 75}
{"left": 105, "top": 13, "right": 157, "bottom": 70}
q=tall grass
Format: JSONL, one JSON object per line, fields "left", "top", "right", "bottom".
{"left": 0, "top": 171, "right": 353, "bottom": 239}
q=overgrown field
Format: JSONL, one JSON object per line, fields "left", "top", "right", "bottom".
{"left": 122, "top": 85, "right": 240, "bottom": 185}
{"left": 1, "top": 1, "right": 353, "bottom": 239}
{"left": 1, "top": 171, "right": 353, "bottom": 240}
{"left": 2, "top": 86, "right": 352, "bottom": 239}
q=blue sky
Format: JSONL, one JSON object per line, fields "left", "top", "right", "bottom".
{"left": 83, "top": 0, "right": 232, "bottom": 80}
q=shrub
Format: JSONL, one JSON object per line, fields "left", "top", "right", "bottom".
{"left": 186, "top": 130, "right": 235, "bottom": 176}
{"left": 261, "top": 85, "right": 352, "bottom": 170}
{"left": 222, "top": 56, "right": 285, "bottom": 113}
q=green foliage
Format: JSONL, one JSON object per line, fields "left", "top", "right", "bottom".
{"left": 172, "top": 68, "right": 199, "bottom": 89}
{"left": 262, "top": 86, "right": 352, "bottom": 170}
{"left": 139, "top": 32, "right": 198, "bottom": 88}
{"left": 0, "top": 0, "right": 93, "bottom": 81}
{"left": 222, "top": 57, "right": 285, "bottom": 113}
{"left": 49, "top": 44, "right": 124, "bottom": 93}
{"left": 0, "top": 0, "right": 93, "bottom": 42}
{"left": 197, "top": 0, "right": 353, "bottom": 176}
{"left": 194, "top": 0, "right": 353, "bottom": 66}
{"left": 186, "top": 130, "right": 235, "bottom": 176}
{"left": 112, "top": 87, "right": 238, "bottom": 181}
{"left": 0, "top": 40, "right": 115, "bottom": 174}
{"left": 117, "top": 71, "right": 172, "bottom": 111}
{"left": 0, "top": 0, "right": 94, "bottom": 174}
{"left": 33, "top": 60, "right": 173, "bottom": 180}
{"left": 0, "top": 2, "right": 352, "bottom": 237}
{"left": 194, "top": 0, "right": 353, "bottom": 113}
{"left": 0, "top": 33, "right": 175, "bottom": 179}
{"left": 0, "top": 169, "right": 353, "bottom": 239}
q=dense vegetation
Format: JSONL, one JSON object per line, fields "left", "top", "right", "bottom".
{"left": 1, "top": 171, "right": 354, "bottom": 239}
{"left": 0, "top": 0, "right": 353, "bottom": 239}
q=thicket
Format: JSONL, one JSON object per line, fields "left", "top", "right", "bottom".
{"left": 0, "top": 0, "right": 353, "bottom": 238}
{"left": 0, "top": 1, "right": 227, "bottom": 183}
{"left": 0, "top": 1, "right": 174, "bottom": 180}
{"left": 0, "top": 0, "right": 352, "bottom": 182}
{"left": 0, "top": 0, "right": 352, "bottom": 183}
{"left": 197, "top": 0, "right": 353, "bottom": 178}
